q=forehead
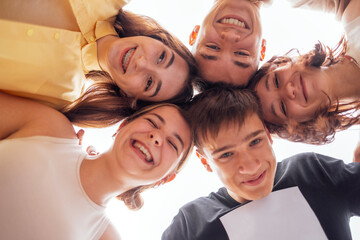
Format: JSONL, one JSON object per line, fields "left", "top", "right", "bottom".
{"left": 196, "top": 55, "right": 256, "bottom": 85}
{"left": 202, "top": 114, "right": 264, "bottom": 150}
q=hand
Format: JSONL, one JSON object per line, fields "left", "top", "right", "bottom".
{"left": 76, "top": 129, "right": 99, "bottom": 155}
{"left": 86, "top": 145, "right": 99, "bottom": 156}
{"left": 76, "top": 129, "right": 85, "bottom": 146}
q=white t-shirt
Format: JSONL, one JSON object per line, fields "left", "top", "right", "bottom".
{"left": 0, "top": 136, "right": 109, "bottom": 240}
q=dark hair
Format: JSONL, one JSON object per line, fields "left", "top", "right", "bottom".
{"left": 187, "top": 83, "right": 262, "bottom": 152}
{"left": 116, "top": 103, "right": 194, "bottom": 210}
{"left": 248, "top": 36, "right": 360, "bottom": 144}
{"left": 62, "top": 9, "right": 198, "bottom": 128}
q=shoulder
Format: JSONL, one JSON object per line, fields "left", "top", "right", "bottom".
{"left": 2, "top": 92, "right": 76, "bottom": 140}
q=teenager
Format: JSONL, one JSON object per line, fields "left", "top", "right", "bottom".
{"left": 162, "top": 86, "right": 360, "bottom": 239}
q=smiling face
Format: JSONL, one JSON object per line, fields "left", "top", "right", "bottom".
{"left": 102, "top": 36, "right": 189, "bottom": 102}
{"left": 193, "top": 0, "right": 262, "bottom": 86}
{"left": 113, "top": 106, "right": 191, "bottom": 185}
{"left": 201, "top": 114, "right": 276, "bottom": 203}
{"left": 255, "top": 63, "right": 330, "bottom": 125}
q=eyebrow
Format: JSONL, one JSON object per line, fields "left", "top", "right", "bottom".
{"left": 151, "top": 113, "right": 165, "bottom": 124}
{"left": 233, "top": 61, "right": 250, "bottom": 68}
{"left": 265, "top": 75, "right": 270, "bottom": 91}
{"left": 166, "top": 52, "right": 175, "bottom": 69}
{"left": 200, "top": 53, "right": 250, "bottom": 69}
{"left": 175, "top": 133, "right": 184, "bottom": 150}
{"left": 150, "top": 81, "right": 162, "bottom": 98}
{"left": 270, "top": 104, "right": 279, "bottom": 119}
{"left": 211, "top": 129, "right": 265, "bottom": 155}
{"left": 200, "top": 53, "right": 218, "bottom": 60}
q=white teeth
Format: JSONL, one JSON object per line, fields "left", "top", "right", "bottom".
{"left": 134, "top": 142, "right": 152, "bottom": 162}
{"left": 220, "top": 18, "right": 246, "bottom": 28}
{"left": 122, "top": 48, "right": 135, "bottom": 72}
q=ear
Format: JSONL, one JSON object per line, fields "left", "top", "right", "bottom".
{"left": 113, "top": 120, "right": 128, "bottom": 138}
{"left": 260, "top": 39, "right": 267, "bottom": 61}
{"left": 195, "top": 149, "right": 213, "bottom": 172}
{"left": 189, "top": 25, "right": 200, "bottom": 46}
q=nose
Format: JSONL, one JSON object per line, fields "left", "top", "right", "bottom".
{"left": 237, "top": 154, "right": 261, "bottom": 174}
{"left": 135, "top": 55, "right": 149, "bottom": 71}
{"left": 283, "top": 81, "right": 296, "bottom": 100}
{"left": 149, "top": 131, "right": 163, "bottom": 147}
{"left": 221, "top": 30, "right": 240, "bottom": 43}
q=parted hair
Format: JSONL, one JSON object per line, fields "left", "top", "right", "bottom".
{"left": 187, "top": 84, "right": 263, "bottom": 152}
{"left": 62, "top": 9, "right": 198, "bottom": 128}
{"left": 248, "top": 36, "right": 360, "bottom": 144}
{"left": 116, "top": 103, "right": 194, "bottom": 210}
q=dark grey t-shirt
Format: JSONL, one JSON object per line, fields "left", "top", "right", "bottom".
{"left": 162, "top": 153, "right": 360, "bottom": 240}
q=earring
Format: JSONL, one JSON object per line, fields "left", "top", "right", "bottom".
{"left": 201, "top": 157, "right": 213, "bottom": 172}
{"left": 165, "top": 174, "right": 176, "bottom": 183}
{"left": 260, "top": 39, "right": 266, "bottom": 61}
{"left": 189, "top": 25, "right": 200, "bottom": 46}
{"left": 196, "top": 150, "right": 212, "bottom": 172}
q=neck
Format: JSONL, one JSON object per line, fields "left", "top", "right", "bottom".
{"left": 326, "top": 59, "right": 360, "bottom": 101}
{"left": 79, "top": 153, "right": 134, "bottom": 207}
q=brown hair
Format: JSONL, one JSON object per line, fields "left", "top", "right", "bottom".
{"left": 187, "top": 84, "right": 262, "bottom": 152}
{"left": 248, "top": 36, "right": 360, "bottom": 144}
{"left": 62, "top": 9, "right": 198, "bottom": 128}
{"left": 116, "top": 103, "right": 194, "bottom": 210}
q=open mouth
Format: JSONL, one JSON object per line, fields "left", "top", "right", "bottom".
{"left": 300, "top": 75, "right": 308, "bottom": 103}
{"left": 132, "top": 140, "right": 154, "bottom": 165}
{"left": 121, "top": 47, "right": 136, "bottom": 73}
{"left": 218, "top": 16, "right": 248, "bottom": 29}
{"left": 242, "top": 171, "right": 266, "bottom": 186}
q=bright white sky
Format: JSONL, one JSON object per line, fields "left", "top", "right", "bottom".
{"left": 78, "top": 0, "right": 360, "bottom": 239}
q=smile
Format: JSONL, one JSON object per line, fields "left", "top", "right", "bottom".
{"left": 300, "top": 75, "right": 308, "bottom": 103}
{"left": 242, "top": 171, "right": 266, "bottom": 186}
{"left": 121, "top": 47, "right": 136, "bottom": 73}
{"left": 218, "top": 16, "right": 248, "bottom": 29}
{"left": 132, "top": 140, "right": 154, "bottom": 165}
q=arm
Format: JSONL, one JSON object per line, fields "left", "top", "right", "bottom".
{"left": 288, "top": 0, "right": 351, "bottom": 20}
{"left": 342, "top": 0, "right": 360, "bottom": 24}
{"left": 99, "top": 222, "right": 121, "bottom": 240}
{"left": 0, "top": 91, "right": 76, "bottom": 140}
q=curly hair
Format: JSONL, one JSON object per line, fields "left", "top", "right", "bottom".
{"left": 248, "top": 36, "right": 360, "bottom": 144}
{"left": 115, "top": 103, "right": 194, "bottom": 210}
{"left": 63, "top": 9, "right": 198, "bottom": 128}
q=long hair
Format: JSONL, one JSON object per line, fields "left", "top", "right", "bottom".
{"left": 248, "top": 36, "right": 360, "bottom": 144}
{"left": 116, "top": 103, "right": 194, "bottom": 210}
{"left": 62, "top": 9, "right": 198, "bottom": 128}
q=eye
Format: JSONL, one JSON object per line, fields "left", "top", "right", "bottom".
{"left": 220, "top": 152, "right": 233, "bottom": 159}
{"left": 158, "top": 51, "right": 165, "bottom": 64}
{"left": 280, "top": 101, "right": 287, "bottom": 116}
{"left": 250, "top": 138, "right": 261, "bottom": 146}
{"left": 145, "top": 77, "right": 153, "bottom": 91}
{"left": 168, "top": 139, "right": 178, "bottom": 153}
{"left": 145, "top": 118, "right": 158, "bottom": 128}
{"left": 206, "top": 44, "right": 220, "bottom": 50}
{"left": 274, "top": 73, "right": 280, "bottom": 88}
{"left": 235, "top": 51, "right": 249, "bottom": 56}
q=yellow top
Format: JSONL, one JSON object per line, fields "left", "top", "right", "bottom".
{"left": 0, "top": 0, "right": 129, "bottom": 109}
